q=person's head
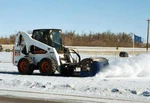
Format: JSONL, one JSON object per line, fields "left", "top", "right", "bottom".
{"left": 43, "top": 34, "right": 48, "bottom": 40}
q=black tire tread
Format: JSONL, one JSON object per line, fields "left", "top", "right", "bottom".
{"left": 39, "top": 58, "right": 57, "bottom": 75}
{"left": 18, "top": 57, "right": 34, "bottom": 75}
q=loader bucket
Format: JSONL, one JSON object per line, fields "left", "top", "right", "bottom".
{"left": 79, "top": 57, "right": 109, "bottom": 77}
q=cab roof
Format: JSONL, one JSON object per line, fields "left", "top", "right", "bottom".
{"left": 33, "top": 29, "right": 62, "bottom": 31}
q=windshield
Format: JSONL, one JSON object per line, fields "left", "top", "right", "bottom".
{"left": 50, "top": 31, "right": 61, "bottom": 45}
{"left": 50, "top": 30, "right": 63, "bottom": 51}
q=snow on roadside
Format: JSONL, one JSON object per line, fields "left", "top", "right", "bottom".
{"left": 0, "top": 71, "right": 150, "bottom": 102}
{"left": 0, "top": 52, "right": 150, "bottom": 102}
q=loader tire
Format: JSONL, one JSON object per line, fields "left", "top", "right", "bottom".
{"left": 39, "top": 58, "right": 57, "bottom": 75}
{"left": 18, "top": 57, "right": 34, "bottom": 75}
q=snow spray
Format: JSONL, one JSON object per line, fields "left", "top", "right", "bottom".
{"left": 97, "top": 53, "right": 150, "bottom": 77}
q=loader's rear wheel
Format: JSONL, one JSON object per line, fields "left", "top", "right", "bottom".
{"left": 39, "top": 58, "right": 57, "bottom": 75}
{"left": 18, "top": 57, "right": 34, "bottom": 75}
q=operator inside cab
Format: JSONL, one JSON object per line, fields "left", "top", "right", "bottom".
{"left": 32, "top": 29, "right": 63, "bottom": 52}
{"left": 42, "top": 32, "right": 52, "bottom": 45}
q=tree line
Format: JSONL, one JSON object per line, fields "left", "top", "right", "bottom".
{"left": 0, "top": 30, "right": 144, "bottom": 47}
{"left": 61, "top": 30, "right": 143, "bottom": 47}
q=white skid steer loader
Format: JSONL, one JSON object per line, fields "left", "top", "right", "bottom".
{"left": 12, "top": 29, "right": 108, "bottom": 77}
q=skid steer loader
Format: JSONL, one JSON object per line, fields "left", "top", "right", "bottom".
{"left": 12, "top": 29, "right": 108, "bottom": 77}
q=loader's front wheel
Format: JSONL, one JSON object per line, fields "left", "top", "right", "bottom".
{"left": 39, "top": 58, "right": 57, "bottom": 75}
{"left": 18, "top": 57, "right": 34, "bottom": 75}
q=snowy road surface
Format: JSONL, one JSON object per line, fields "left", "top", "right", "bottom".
{"left": 0, "top": 48, "right": 150, "bottom": 102}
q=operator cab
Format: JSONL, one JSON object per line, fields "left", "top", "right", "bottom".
{"left": 32, "top": 29, "right": 63, "bottom": 52}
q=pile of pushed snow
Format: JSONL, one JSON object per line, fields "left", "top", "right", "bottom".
{"left": 97, "top": 53, "right": 150, "bottom": 78}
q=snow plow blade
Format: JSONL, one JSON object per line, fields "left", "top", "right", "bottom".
{"left": 78, "top": 57, "right": 109, "bottom": 77}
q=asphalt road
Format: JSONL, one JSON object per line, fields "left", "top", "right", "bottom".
{"left": 0, "top": 89, "right": 144, "bottom": 103}
{"left": 0, "top": 96, "right": 62, "bottom": 103}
